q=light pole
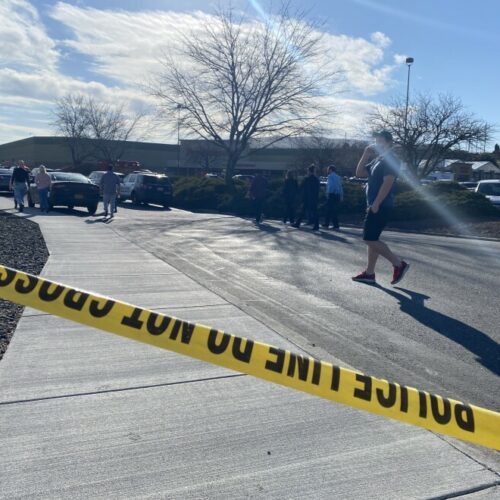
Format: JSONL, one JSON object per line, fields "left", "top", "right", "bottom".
{"left": 176, "top": 104, "right": 183, "bottom": 171}
{"left": 404, "top": 57, "right": 414, "bottom": 134}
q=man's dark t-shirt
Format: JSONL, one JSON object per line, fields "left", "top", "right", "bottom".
{"left": 283, "top": 177, "right": 298, "bottom": 201}
{"left": 366, "top": 152, "right": 400, "bottom": 208}
{"left": 301, "top": 174, "right": 320, "bottom": 206}
{"left": 11, "top": 166, "right": 30, "bottom": 184}
{"left": 250, "top": 175, "right": 268, "bottom": 200}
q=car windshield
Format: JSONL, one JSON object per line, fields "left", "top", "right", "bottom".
{"left": 143, "top": 176, "right": 169, "bottom": 185}
{"left": 50, "top": 173, "right": 90, "bottom": 183}
{"left": 478, "top": 183, "right": 500, "bottom": 195}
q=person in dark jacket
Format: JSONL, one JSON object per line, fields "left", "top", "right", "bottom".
{"left": 282, "top": 170, "right": 298, "bottom": 224}
{"left": 248, "top": 172, "right": 268, "bottom": 223}
{"left": 293, "top": 165, "right": 320, "bottom": 231}
{"left": 10, "top": 161, "right": 30, "bottom": 212}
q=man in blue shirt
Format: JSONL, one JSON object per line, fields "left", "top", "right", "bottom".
{"left": 323, "top": 165, "right": 343, "bottom": 229}
{"left": 352, "top": 130, "right": 409, "bottom": 285}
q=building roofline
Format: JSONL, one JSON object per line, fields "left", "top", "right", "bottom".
{"left": 0, "top": 136, "right": 179, "bottom": 150}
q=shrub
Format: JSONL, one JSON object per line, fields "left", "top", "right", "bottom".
{"left": 171, "top": 176, "right": 499, "bottom": 222}
{"left": 394, "top": 185, "right": 499, "bottom": 220}
{"left": 340, "top": 183, "right": 365, "bottom": 213}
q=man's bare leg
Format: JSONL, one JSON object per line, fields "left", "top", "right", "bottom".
{"left": 366, "top": 240, "right": 401, "bottom": 274}
{"left": 366, "top": 244, "right": 380, "bottom": 274}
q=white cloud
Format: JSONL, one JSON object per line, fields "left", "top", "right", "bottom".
{"left": 328, "top": 97, "right": 380, "bottom": 138}
{"left": 0, "top": 67, "right": 149, "bottom": 106}
{"left": 394, "top": 53, "right": 410, "bottom": 64}
{"left": 314, "top": 32, "right": 395, "bottom": 96}
{"left": 0, "top": 1, "right": 401, "bottom": 144}
{"left": 50, "top": 2, "right": 216, "bottom": 86}
{"left": 50, "top": 2, "right": 397, "bottom": 97}
{"left": 370, "top": 31, "right": 391, "bottom": 49}
{"left": 0, "top": 120, "right": 52, "bottom": 146}
{"left": 0, "top": 0, "right": 59, "bottom": 71}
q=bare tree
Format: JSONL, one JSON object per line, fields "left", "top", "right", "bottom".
{"left": 293, "top": 132, "right": 337, "bottom": 174}
{"left": 183, "top": 140, "right": 227, "bottom": 172}
{"left": 53, "top": 93, "right": 143, "bottom": 167}
{"left": 151, "top": 5, "right": 339, "bottom": 183}
{"left": 86, "top": 99, "right": 142, "bottom": 163}
{"left": 52, "top": 94, "right": 93, "bottom": 167}
{"left": 370, "top": 94, "right": 493, "bottom": 178}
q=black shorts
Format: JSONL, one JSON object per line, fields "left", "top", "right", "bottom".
{"left": 363, "top": 207, "right": 392, "bottom": 241}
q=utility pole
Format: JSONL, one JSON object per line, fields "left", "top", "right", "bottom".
{"left": 404, "top": 57, "right": 414, "bottom": 136}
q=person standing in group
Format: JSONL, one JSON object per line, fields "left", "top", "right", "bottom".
{"left": 293, "top": 164, "right": 320, "bottom": 231}
{"left": 282, "top": 170, "right": 298, "bottom": 224}
{"left": 100, "top": 163, "right": 121, "bottom": 218}
{"left": 9, "top": 161, "right": 30, "bottom": 212}
{"left": 249, "top": 172, "right": 268, "bottom": 223}
{"left": 352, "top": 130, "right": 409, "bottom": 285}
{"left": 8, "top": 159, "right": 18, "bottom": 209}
{"left": 323, "top": 165, "right": 343, "bottom": 230}
{"left": 35, "top": 165, "right": 51, "bottom": 213}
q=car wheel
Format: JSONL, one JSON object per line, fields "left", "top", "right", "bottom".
{"left": 87, "top": 203, "right": 98, "bottom": 215}
{"left": 131, "top": 191, "right": 140, "bottom": 206}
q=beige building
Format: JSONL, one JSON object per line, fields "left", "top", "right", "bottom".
{"left": 0, "top": 136, "right": 362, "bottom": 177}
{"left": 0, "top": 136, "right": 179, "bottom": 172}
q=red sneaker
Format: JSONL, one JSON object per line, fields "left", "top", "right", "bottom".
{"left": 391, "top": 261, "right": 410, "bottom": 285}
{"left": 352, "top": 271, "right": 376, "bottom": 284}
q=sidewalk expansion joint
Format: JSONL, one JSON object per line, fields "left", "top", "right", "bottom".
{"left": 0, "top": 373, "right": 246, "bottom": 406}
{"left": 427, "top": 480, "right": 500, "bottom": 499}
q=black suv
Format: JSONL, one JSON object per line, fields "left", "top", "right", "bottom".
{"left": 121, "top": 172, "right": 172, "bottom": 208}
{"left": 0, "top": 167, "right": 12, "bottom": 192}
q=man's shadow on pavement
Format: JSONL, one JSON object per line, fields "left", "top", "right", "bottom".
{"left": 372, "top": 285, "right": 499, "bottom": 376}
{"left": 85, "top": 216, "right": 113, "bottom": 224}
{"left": 255, "top": 222, "right": 281, "bottom": 233}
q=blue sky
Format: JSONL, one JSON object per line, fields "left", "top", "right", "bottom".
{"left": 1, "top": 0, "right": 498, "bottom": 147}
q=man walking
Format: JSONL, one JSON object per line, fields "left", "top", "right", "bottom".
{"left": 9, "top": 161, "right": 30, "bottom": 212}
{"left": 293, "top": 164, "right": 320, "bottom": 231}
{"left": 100, "top": 164, "right": 121, "bottom": 218}
{"left": 352, "top": 130, "right": 409, "bottom": 285}
{"left": 282, "top": 170, "right": 298, "bottom": 224}
{"left": 249, "top": 172, "right": 268, "bottom": 223}
{"left": 323, "top": 165, "right": 343, "bottom": 229}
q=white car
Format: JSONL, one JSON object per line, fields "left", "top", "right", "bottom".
{"left": 475, "top": 180, "right": 500, "bottom": 206}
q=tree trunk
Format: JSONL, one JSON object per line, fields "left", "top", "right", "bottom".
{"left": 225, "top": 155, "right": 238, "bottom": 184}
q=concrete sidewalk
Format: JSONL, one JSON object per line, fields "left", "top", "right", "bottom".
{"left": 0, "top": 199, "right": 498, "bottom": 499}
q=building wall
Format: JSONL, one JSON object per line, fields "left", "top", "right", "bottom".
{"left": 0, "top": 137, "right": 179, "bottom": 171}
{"left": 0, "top": 138, "right": 37, "bottom": 165}
{"left": 1, "top": 136, "right": 361, "bottom": 176}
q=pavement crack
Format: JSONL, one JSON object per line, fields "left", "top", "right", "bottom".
{"left": 0, "top": 373, "right": 246, "bottom": 406}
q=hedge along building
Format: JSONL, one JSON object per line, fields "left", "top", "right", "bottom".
{"left": 0, "top": 136, "right": 365, "bottom": 177}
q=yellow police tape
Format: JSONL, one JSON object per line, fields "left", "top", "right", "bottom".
{"left": 0, "top": 265, "right": 498, "bottom": 451}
